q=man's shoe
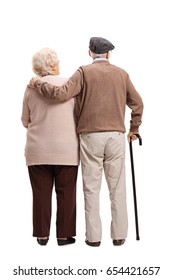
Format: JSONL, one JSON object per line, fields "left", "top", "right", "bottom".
{"left": 85, "top": 240, "right": 101, "bottom": 247}
{"left": 57, "top": 237, "right": 75, "bottom": 246}
{"left": 37, "top": 237, "right": 49, "bottom": 246}
{"left": 113, "top": 239, "right": 125, "bottom": 246}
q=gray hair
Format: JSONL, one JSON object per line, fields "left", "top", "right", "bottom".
{"left": 32, "top": 48, "right": 60, "bottom": 76}
{"left": 89, "top": 50, "right": 107, "bottom": 59}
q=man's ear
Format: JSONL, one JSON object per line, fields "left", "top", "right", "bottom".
{"left": 88, "top": 50, "right": 91, "bottom": 57}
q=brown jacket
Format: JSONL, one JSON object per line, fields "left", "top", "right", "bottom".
{"left": 34, "top": 60, "right": 143, "bottom": 134}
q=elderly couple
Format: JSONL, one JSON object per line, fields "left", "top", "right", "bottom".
{"left": 21, "top": 37, "right": 143, "bottom": 247}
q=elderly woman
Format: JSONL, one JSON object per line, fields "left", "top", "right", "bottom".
{"left": 21, "top": 48, "right": 79, "bottom": 246}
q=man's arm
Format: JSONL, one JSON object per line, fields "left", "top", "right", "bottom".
{"left": 126, "top": 75, "right": 144, "bottom": 141}
{"left": 29, "top": 69, "right": 83, "bottom": 102}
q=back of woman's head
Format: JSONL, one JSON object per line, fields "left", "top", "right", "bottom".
{"left": 32, "top": 48, "right": 59, "bottom": 76}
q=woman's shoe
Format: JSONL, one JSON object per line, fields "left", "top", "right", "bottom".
{"left": 57, "top": 237, "right": 75, "bottom": 246}
{"left": 37, "top": 237, "right": 49, "bottom": 246}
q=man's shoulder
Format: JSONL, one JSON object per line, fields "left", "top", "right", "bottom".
{"left": 109, "top": 63, "right": 127, "bottom": 73}
{"left": 78, "top": 63, "right": 92, "bottom": 70}
{"left": 78, "top": 62, "right": 129, "bottom": 79}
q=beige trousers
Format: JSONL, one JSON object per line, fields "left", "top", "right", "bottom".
{"left": 80, "top": 132, "right": 128, "bottom": 242}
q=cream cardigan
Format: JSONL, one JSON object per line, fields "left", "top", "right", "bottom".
{"left": 21, "top": 75, "right": 79, "bottom": 166}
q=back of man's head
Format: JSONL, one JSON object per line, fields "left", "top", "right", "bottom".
{"left": 89, "top": 37, "right": 115, "bottom": 54}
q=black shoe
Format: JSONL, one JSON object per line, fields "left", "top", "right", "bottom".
{"left": 37, "top": 237, "right": 49, "bottom": 246}
{"left": 57, "top": 237, "right": 75, "bottom": 246}
{"left": 113, "top": 239, "right": 125, "bottom": 246}
{"left": 85, "top": 240, "right": 101, "bottom": 247}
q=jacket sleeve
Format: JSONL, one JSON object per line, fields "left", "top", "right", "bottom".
{"left": 126, "top": 75, "right": 144, "bottom": 133}
{"left": 33, "top": 69, "right": 83, "bottom": 102}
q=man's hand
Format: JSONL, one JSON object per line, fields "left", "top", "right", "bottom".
{"left": 127, "top": 131, "right": 138, "bottom": 143}
{"left": 27, "top": 77, "right": 40, "bottom": 88}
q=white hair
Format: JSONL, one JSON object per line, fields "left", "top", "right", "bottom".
{"left": 89, "top": 50, "right": 107, "bottom": 59}
{"left": 32, "top": 48, "right": 59, "bottom": 76}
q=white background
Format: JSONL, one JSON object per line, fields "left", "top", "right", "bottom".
{"left": 0, "top": 0, "right": 173, "bottom": 279}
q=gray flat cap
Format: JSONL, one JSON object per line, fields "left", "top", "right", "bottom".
{"left": 89, "top": 37, "right": 115, "bottom": 54}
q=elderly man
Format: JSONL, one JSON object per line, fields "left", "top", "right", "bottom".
{"left": 29, "top": 37, "right": 144, "bottom": 247}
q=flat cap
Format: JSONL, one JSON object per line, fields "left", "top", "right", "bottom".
{"left": 89, "top": 37, "right": 115, "bottom": 54}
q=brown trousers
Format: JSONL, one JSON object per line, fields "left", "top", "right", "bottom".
{"left": 28, "top": 165, "right": 78, "bottom": 238}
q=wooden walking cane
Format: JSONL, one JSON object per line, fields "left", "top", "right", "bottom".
{"left": 129, "top": 134, "right": 142, "bottom": 240}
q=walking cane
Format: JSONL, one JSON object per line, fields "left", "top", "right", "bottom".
{"left": 129, "top": 134, "right": 142, "bottom": 240}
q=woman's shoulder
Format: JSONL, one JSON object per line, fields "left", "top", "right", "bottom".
{"left": 40, "top": 75, "right": 68, "bottom": 86}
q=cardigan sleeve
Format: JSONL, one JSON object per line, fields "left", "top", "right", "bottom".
{"left": 32, "top": 69, "right": 83, "bottom": 102}
{"left": 21, "top": 88, "right": 31, "bottom": 128}
{"left": 126, "top": 75, "right": 144, "bottom": 133}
